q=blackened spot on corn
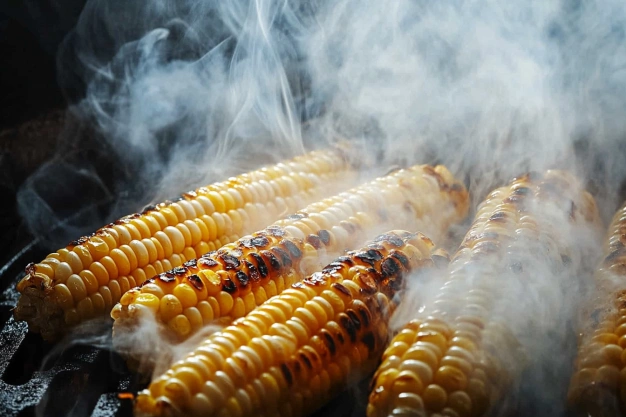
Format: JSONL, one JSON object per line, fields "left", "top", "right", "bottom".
{"left": 266, "top": 226, "right": 286, "bottom": 237}
{"left": 113, "top": 218, "right": 131, "bottom": 225}
{"left": 158, "top": 273, "right": 176, "bottom": 283}
{"left": 280, "top": 363, "right": 294, "bottom": 386}
{"left": 321, "top": 330, "right": 337, "bottom": 355}
{"left": 173, "top": 267, "right": 187, "bottom": 276}
{"left": 358, "top": 273, "right": 378, "bottom": 294}
{"left": 272, "top": 247, "right": 292, "bottom": 268}
{"left": 357, "top": 306, "right": 371, "bottom": 328}
{"left": 361, "top": 331, "right": 376, "bottom": 351}
{"left": 381, "top": 258, "right": 401, "bottom": 278}
{"left": 489, "top": 212, "right": 507, "bottom": 222}
{"left": 306, "top": 234, "right": 323, "bottom": 249}
{"left": 367, "top": 243, "right": 386, "bottom": 251}
{"left": 188, "top": 275, "right": 204, "bottom": 290}
{"left": 356, "top": 249, "right": 384, "bottom": 266}
{"left": 282, "top": 240, "right": 302, "bottom": 259}
{"left": 332, "top": 283, "right": 352, "bottom": 298}
{"left": 347, "top": 310, "right": 361, "bottom": 330}
{"left": 513, "top": 187, "right": 531, "bottom": 195}
{"left": 236, "top": 271, "right": 250, "bottom": 287}
{"left": 262, "top": 251, "right": 281, "bottom": 271}
{"left": 183, "top": 259, "right": 198, "bottom": 269}
{"left": 304, "top": 272, "right": 327, "bottom": 286}
{"left": 250, "top": 253, "right": 268, "bottom": 278}
{"left": 569, "top": 200, "right": 577, "bottom": 220}
{"left": 423, "top": 165, "right": 447, "bottom": 189}
{"left": 299, "top": 353, "right": 313, "bottom": 370}
{"left": 140, "top": 278, "right": 156, "bottom": 287}
{"left": 199, "top": 257, "right": 219, "bottom": 268}
{"left": 221, "top": 254, "right": 240, "bottom": 270}
{"left": 340, "top": 221, "right": 357, "bottom": 234}
{"left": 287, "top": 213, "right": 307, "bottom": 220}
{"left": 322, "top": 262, "right": 344, "bottom": 274}
{"left": 339, "top": 313, "right": 357, "bottom": 343}
{"left": 223, "top": 278, "right": 237, "bottom": 294}
{"left": 318, "top": 230, "right": 331, "bottom": 245}
{"left": 240, "top": 239, "right": 253, "bottom": 248}
{"left": 389, "top": 251, "right": 410, "bottom": 269}
{"left": 503, "top": 195, "right": 526, "bottom": 205}
{"left": 245, "top": 261, "right": 260, "bottom": 282}
{"left": 251, "top": 236, "right": 270, "bottom": 247}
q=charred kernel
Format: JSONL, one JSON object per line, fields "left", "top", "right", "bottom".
{"left": 299, "top": 353, "right": 313, "bottom": 370}
{"left": 266, "top": 226, "right": 286, "bottom": 237}
{"left": 184, "top": 259, "right": 198, "bottom": 269}
{"left": 358, "top": 273, "right": 379, "bottom": 294}
{"left": 380, "top": 234, "right": 404, "bottom": 247}
{"left": 188, "top": 275, "right": 204, "bottom": 291}
{"left": 356, "top": 250, "right": 383, "bottom": 266}
{"left": 322, "top": 262, "right": 344, "bottom": 274}
{"left": 306, "top": 234, "right": 323, "bottom": 249}
{"left": 513, "top": 187, "right": 530, "bottom": 195}
{"left": 390, "top": 251, "right": 410, "bottom": 269}
{"left": 321, "top": 329, "right": 338, "bottom": 356}
{"left": 347, "top": 310, "right": 362, "bottom": 330}
{"left": 221, "top": 254, "right": 241, "bottom": 270}
{"left": 198, "top": 257, "right": 219, "bottom": 268}
{"left": 223, "top": 279, "right": 237, "bottom": 294}
{"left": 338, "top": 313, "right": 358, "bottom": 343}
{"left": 361, "top": 331, "right": 376, "bottom": 351}
{"left": 235, "top": 271, "right": 250, "bottom": 287}
{"left": 356, "top": 305, "right": 372, "bottom": 328}
{"left": 332, "top": 283, "right": 351, "bottom": 298}
{"left": 272, "top": 247, "right": 293, "bottom": 268}
{"left": 339, "top": 221, "right": 357, "bottom": 234}
{"left": 281, "top": 363, "right": 294, "bottom": 386}
{"left": 173, "top": 267, "right": 187, "bottom": 276}
{"left": 262, "top": 251, "right": 281, "bottom": 271}
{"left": 245, "top": 261, "right": 260, "bottom": 282}
{"left": 304, "top": 272, "right": 327, "bottom": 286}
{"left": 381, "top": 257, "right": 401, "bottom": 277}
{"left": 251, "top": 236, "right": 270, "bottom": 247}
{"left": 158, "top": 273, "right": 176, "bottom": 283}
{"left": 250, "top": 253, "right": 268, "bottom": 278}
{"left": 489, "top": 212, "right": 507, "bottom": 221}
{"left": 318, "top": 230, "right": 331, "bottom": 245}
{"left": 282, "top": 240, "right": 302, "bottom": 259}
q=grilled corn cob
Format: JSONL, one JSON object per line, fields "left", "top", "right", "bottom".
{"left": 14, "top": 148, "right": 357, "bottom": 341}
{"left": 568, "top": 202, "right": 626, "bottom": 416}
{"left": 368, "top": 170, "right": 602, "bottom": 417}
{"left": 111, "top": 165, "right": 469, "bottom": 352}
{"left": 134, "top": 230, "right": 447, "bottom": 417}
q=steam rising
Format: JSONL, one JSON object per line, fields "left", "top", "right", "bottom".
{"left": 16, "top": 0, "right": 626, "bottom": 415}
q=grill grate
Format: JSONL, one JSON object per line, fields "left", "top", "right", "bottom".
{"left": 0, "top": 242, "right": 364, "bottom": 417}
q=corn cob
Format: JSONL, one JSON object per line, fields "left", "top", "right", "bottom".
{"left": 368, "top": 170, "right": 602, "bottom": 417}
{"left": 133, "top": 230, "right": 447, "bottom": 417}
{"left": 110, "top": 165, "right": 469, "bottom": 352}
{"left": 14, "top": 148, "right": 357, "bottom": 341}
{"left": 568, "top": 202, "right": 626, "bottom": 416}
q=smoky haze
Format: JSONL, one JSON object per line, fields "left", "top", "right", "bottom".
{"left": 14, "top": 0, "right": 626, "bottom": 416}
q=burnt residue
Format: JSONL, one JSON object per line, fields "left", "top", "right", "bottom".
{"left": 249, "top": 253, "right": 269, "bottom": 278}
{"left": 244, "top": 261, "right": 261, "bottom": 282}
{"left": 220, "top": 253, "right": 240, "bottom": 270}
{"left": 320, "top": 330, "right": 337, "bottom": 356}
{"left": 272, "top": 247, "right": 293, "bottom": 268}
{"left": 281, "top": 240, "right": 302, "bottom": 259}
{"left": 172, "top": 267, "right": 187, "bottom": 276}
{"left": 235, "top": 271, "right": 250, "bottom": 287}
{"left": 222, "top": 278, "right": 237, "bottom": 294}
{"left": 187, "top": 274, "right": 204, "bottom": 290}
{"left": 318, "top": 230, "right": 331, "bottom": 245}
{"left": 157, "top": 273, "right": 176, "bottom": 283}
{"left": 280, "top": 363, "right": 294, "bottom": 386}
{"left": 198, "top": 256, "right": 219, "bottom": 268}
{"left": 355, "top": 250, "right": 383, "bottom": 266}
{"left": 306, "top": 234, "right": 322, "bottom": 249}
{"left": 331, "top": 283, "right": 351, "bottom": 298}
{"left": 261, "top": 251, "right": 281, "bottom": 272}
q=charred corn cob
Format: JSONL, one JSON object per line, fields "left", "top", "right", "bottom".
{"left": 568, "top": 202, "right": 626, "bottom": 416}
{"left": 111, "top": 165, "right": 468, "bottom": 352}
{"left": 368, "top": 171, "right": 602, "bottom": 417}
{"left": 134, "top": 230, "right": 447, "bottom": 417}
{"left": 14, "top": 148, "right": 357, "bottom": 341}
